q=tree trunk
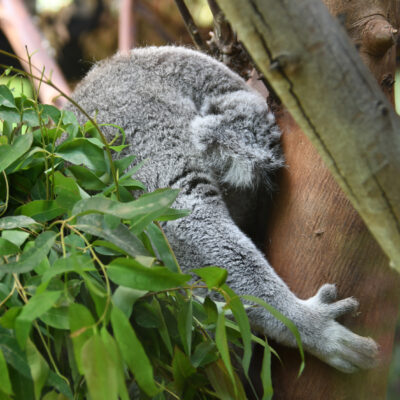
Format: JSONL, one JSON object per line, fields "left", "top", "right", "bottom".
{"left": 214, "top": 0, "right": 400, "bottom": 398}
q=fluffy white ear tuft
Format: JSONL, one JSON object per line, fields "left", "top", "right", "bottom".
{"left": 222, "top": 158, "right": 255, "bottom": 188}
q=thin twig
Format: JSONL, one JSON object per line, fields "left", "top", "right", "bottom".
{"left": 174, "top": 0, "right": 208, "bottom": 51}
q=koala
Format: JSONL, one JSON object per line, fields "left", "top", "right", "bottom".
{"left": 67, "top": 46, "right": 378, "bottom": 373}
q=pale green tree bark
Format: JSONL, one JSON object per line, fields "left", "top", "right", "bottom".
{"left": 215, "top": 0, "right": 400, "bottom": 271}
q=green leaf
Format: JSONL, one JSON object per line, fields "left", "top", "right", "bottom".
{"left": 110, "top": 306, "right": 158, "bottom": 397}
{"left": 114, "top": 154, "right": 135, "bottom": 174}
{"left": 41, "top": 104, "right": 61, "bottom": 124}
{"left": 41, "top": 254, "right": 95, "bottom": 283}
{"left": 0, "top": 331, "right": 32, "bottom": 379}
{"left": 72, "top": 189, "right": 178, "bottom": 222}
{"left": 100, "top": 328, "right": 130, "bottom": 400}
{"left": 112, "top": 286, "right": 147, "bottom": 318}
{"left": 40, "top": 307, "right": 69, "bottom": 330}
{"left": 0, "top": 284, "right": 21, "bottom": 307}
{"left": 0, "top": 109, "right": 21, "bottom": 124}
{"left": 53, "top": 171, "right": 82, "bottom": 210}
{"left": 15, "top": 291, "right": 62, "bottom": 348}
{"left": 75, "top": 214, "right": 149, "bottom": 257}
{"left": 205, "top": 360, "right": 246, "bottom": 400}
{"left": 261, "top": 338, "right": 273, "bottom": 400}
{"left": 118, "top": 178, "right": 145, "bottom": 190}
{"left": 145, "top": 223, "right": 179, "bottom": 272}
{"left": 0, "top": 307, "right": 21, "bottom": 328}
{"left": 26, "top": 339, "right": 49, "bottom": 400}
{"left": 15, "top": 200, "right": 66, "bottom": 223}
{"left": 203, "top": 296, "right": 218, "bottom": 326}
{"left": 56, "top": 138, "right": 106, "bottom": 171}
{"left": 0, "top": 238, "right": 19, "bottom": 256}
{"left": 215, "top": 311, "right": 236, "bottom": 393}
{"left": 155, "top": 208, "right": 191, "bottom": 221}
{"left": 172, "top": 347, "right": 196, "bottom": 393}
{"left": 69, "top": 304, "right": 95, "bottom": 374}
{"left": 191, "top": 342, "right": 217, "bottom": 368}
{"left": 221, "top": 285, "right": 252, "bottom": 377}
{"left": 177, "top": 298, "right": 192, "bottom": 356}
{"left": 0, "top": 85, "right": 17, "bottom": 109}
{"left": 8, "top": 364, "right": 34, "bottom": 400}
{"left": 21, "top": 109, "right": 39, "bottom": 127}
{"left": 0, "top": 348, "right": 13, "bottom": 395}
{"left": 151, "top": 298, "right": 173, "bottom": 356}
{"left": 47, "top": 370, "right": 73, "bottom": 399}
{"left": 193, "top": 266, "right": 228, "bottom": 289}
{"left": 67, "top": 165, "right": 107, "bottom": 190}
{"left": 0, "top": 216, "right": 38, "bottom": 230}
{"left": 42, "top": 391, "right": 68, "bottom": 400}
{"left": 242, "top": 294, "right": 305, "bottom": 375}
{"left": 0, "top": 231, "right": 57, "bottom": 274}
{"left": 81, "top": 334, "right": 118, "bottom": 400}
{"left": 133, "top": 302, "right": 161, "bottom": 329}
{"left": 0, "top": 132, "right": 33, "bottom": 173}
{"left": 1, "top": 230, "right": 29, "bottom": 247}
{"left": 107, "top": 258, "right": 191, "bottom": 291}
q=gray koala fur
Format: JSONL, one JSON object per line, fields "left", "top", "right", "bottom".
{"left": 67, "top": 46, "right": 378, "bottom": 373}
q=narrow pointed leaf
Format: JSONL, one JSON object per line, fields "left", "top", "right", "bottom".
{"left": 215, "top": 311, "right": 236, "bottom": 393}
{"left": 177, "top": 298, "right": 192, "bottom": 356}
{"left": 222, "top": 284, "right": 252, "bottom": 376}
{"left": 26, "top": 340, "right": 49, "bottom": 400}
{"left": 107, "top": 258, "right": 191, "bottom": 291}
{"left": 145, "top": 222, "right": 179, "bottom": 272}
{"left": 0, "top": 231, "right": 57, "bottom": 274}
{"left": 193, "top": 266, "right": 228, "bottom": 289}
{"left": 15, "top": 291, "right": 62, "bottom": 348}
{"left": 0, "top": 216, "right": 38, "bottom": 230}
{"left": 0, "top": 348, "right": 12, "bottom": 395}
{"left": 110, "top": 306, "right": 158, "bottom": 397}
{"left": 68, "top": 304, "right": 95, "bottom": 374}
{"left": 81, "top": 334, "right": 118, "bottom": 400}
{"left": 242, "top": 294, "right": 305, "bottom": 373}
{"left": 0, "top": 132, "right": 32, "bottom": 173}
{"left": 100, "top": 328, "right": 130, "bottom": 400}
{"left": 261, "top": 338, "right": 273, "bottom": 400}
{"left": 75, "top": 214, "right": 149, "bottom": 257}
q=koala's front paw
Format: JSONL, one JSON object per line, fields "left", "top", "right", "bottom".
{"left": 300, "top": 284, "right": 379, "bottom": 373}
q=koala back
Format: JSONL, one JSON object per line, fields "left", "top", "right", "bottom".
{"left": 67, "top": 46, "right": 283, "bottom": 194}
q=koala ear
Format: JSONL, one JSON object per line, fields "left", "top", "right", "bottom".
{"left": 190, "top": 115, "right": 279, "bottom": 189}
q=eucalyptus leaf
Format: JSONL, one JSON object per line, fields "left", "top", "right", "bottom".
{"left": 15, "top": 291, "right": 62, "bottom": 348}
{"left": 0, "top": 85, "right": 17, "bottom": 109}
{"left": 111, "top": 306, "right": 158, "bottom": 397}
{"left": 26, "top": 339, "right": 49, "bottom": 400}
{"left": 69, "top": 304, "right": 95, "bottom": 374}
{"left": 0, "top": 231, "right": 57, "bottom": 274}
{"left": 0, "top": 238, "right": 19, "bottom": 256}
{"left": 81, "top": 334, "right": 118, "bottom": 400}
{"left": 107, "top": 257, "right": 191, "bottom": 291}
{"left": 193, "top": 266, "right": 228, "bottom": 289}
{"left": 15, "top": 200, "right": 66, "bottom": 223}
{"left": 0, "top": 132, "right": 33, "bottom": 173}
{"left": 75, "top": 214, "right": 149, "bottom": 257}
{"left": 145, "top": 222, "right": 179, "bottom": 272}
{"left": 0, "top": 216, "right": 38, "bottom": 230}
{"left": 56, "top": 138, "right": 106, "bottom": 171}
{"left": 0, "top": 348, "right": 12, "bottom": 395}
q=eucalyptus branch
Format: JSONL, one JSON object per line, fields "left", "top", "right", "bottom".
{"left": 0, "top": 49, "right": 121, "bottom": 200}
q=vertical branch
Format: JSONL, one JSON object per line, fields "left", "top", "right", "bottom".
{"left": 118, "top": 0, "right": 137, "bottom": 53}
{"left": 0, "top": 0, "right": 70, "bottom": 106}
{"left": 174, "top": 0, "right": 207, "bottom": 51}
